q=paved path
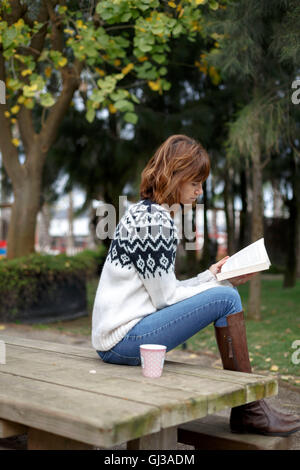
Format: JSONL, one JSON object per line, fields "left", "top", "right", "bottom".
{"left": 0, "top": 324, "right": 299, "bottom": 450}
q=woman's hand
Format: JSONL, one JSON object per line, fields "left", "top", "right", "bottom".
{"left": 209, "top": 256, "right": 230, "bottom": 277}
{"left": 209, "top": 257, "right": 259, "bottom": 286}
{"left": 228, "top": 272, "right": 258, "bottom": 287}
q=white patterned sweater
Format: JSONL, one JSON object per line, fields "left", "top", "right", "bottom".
{"left": 92, "top": 198, "right": 232, "bottom": 351}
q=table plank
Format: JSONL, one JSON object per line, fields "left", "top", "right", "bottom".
{"left": 2, "top": 344, "right": 249, "bottom": 428}
{"left": 1, "top": 335, "right": 277, "bottom": 387}
{"left": 5, "top": 342, "right": 277, "bottom": 397}
{"left": 0, "top": 372, "right": 160, "bottom": 448}
{"left": 0, "top": 334, "right": 95, "bottom": 359}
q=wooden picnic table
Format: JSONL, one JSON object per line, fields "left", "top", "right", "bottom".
{"left": 0, "top": 335, "right": 278, "bottom": 450}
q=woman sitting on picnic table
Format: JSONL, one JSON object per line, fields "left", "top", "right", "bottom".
{"left": 92, "top": 134, "right": 300, "bottom": 437}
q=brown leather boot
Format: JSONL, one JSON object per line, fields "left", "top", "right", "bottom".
{"left": 215, "top": 310, "right": 300, "bottom": 436}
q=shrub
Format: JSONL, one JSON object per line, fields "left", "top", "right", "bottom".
{"left": 0, "top": 246, "right": 107, "bottom": 321}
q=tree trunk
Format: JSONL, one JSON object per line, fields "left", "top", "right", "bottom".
{"left": 66, "top": 191, "right": 75, "bottom": 255}
{"left": 200, "top": 181, "right": 211, "bottom": 270}
{"left": 238, "top": 169, "right": 248, "bottom": 250}
{"left": 7, "top": 170, "right": 42, "bottom": 259}
{"left": 224, "top": 162, "right": 235, "bottom": 256}
{"left": 37, "top": 201, "right": 52, "bottom": 252}
{"left": 283, "top": 150, "right": 300, "bottom": 287}
{"left": 88, "top": 202, "right": 97, "bottom": 250}
{"left": 0, "top": 28, "right": 83, "bottom": 259}
{"left": 248, "top": 135, "right": 264, "bottom": 321}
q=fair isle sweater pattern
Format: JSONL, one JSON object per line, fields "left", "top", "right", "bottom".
{"left": 91, "top": 198, "right": 232, "bottom": 351}
{"left": 106, "top": 198, "right": 178, "bottom": 279}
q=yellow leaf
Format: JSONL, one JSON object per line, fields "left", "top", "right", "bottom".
{"left": 45, "top": 66, "right": 52, "bottom": 78}
{"left": 195, "top": 0, "right": 206, "bottom": 4}
{"left": 138, "top": 56, "right": 148, "bottom": 62}
{"left": 64, "top": 28, "right": 74, "bottom": 35}
{"left": 11, "top": 118, "right": 17, "bottom": 124}
{"left": 76, "top": 20, "right": 84, "bottom": 28}
{"left": 168, "top": 1, "right": 177, "bottom": 7}
{"left": 24, "top": 98, "right": 34, "bottom": 109}
{"left": 15, "top": 18, "right": 25, "bottom": 29}
{"left": 108, "top": 103, "right": 117, "bottom": 114}
{"left": 11, "top": 105, "right": 20, "bottom": 114}
{"left": 4, "top": 111, "right": 10, "bottom": 118}
{"left": 21, "top": 69, "right": 32, "bottom": 77}
{"left": 114, "top": 59, "right": 121, "bottom": 67}
{"left": 270, "top": 365, "right": 279, "bottom": 372}
{"left": 0, "top": 325, "right": 6, "bottom": 330}
{"left": 95, "top": 68, "right": 105, "bottom": 76}
{"left": 265, "top": 357, "right": 271, "bottom": 362}
{"left": 121, "top": 63, "right": 134, "bottom": 75}
{"left": 148, "top": 80, "right": 160, "bottom": 91}
{"left": 58, "top": 57, "right": 67, "bottom": 67}
{"left": 178, "top": 7, "right": 184, "bottom": 17}
{"left": 28, "top": 84, "right": 38, "bottom": 92}
{"left": 11, "top": 138, "right": 20, "bottom": 147}
{"left": 17, "top": 96, "right": 25, "bottom": 104}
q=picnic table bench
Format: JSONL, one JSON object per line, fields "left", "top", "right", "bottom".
{"left": 0, "top": 334, "right": 281, "bottom": 450}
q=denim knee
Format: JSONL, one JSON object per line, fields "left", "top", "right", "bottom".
{"left": 225, "top": 286, "right": 243, "bottom": 315}
{"left": 213, "top": 286, "right": 243, "bottom": 327}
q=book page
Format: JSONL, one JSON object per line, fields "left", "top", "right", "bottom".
{"left": 221, "top": 238, "right": 271, "bottom": 273}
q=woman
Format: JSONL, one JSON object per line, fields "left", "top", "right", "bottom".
{"left": 92, "top": 134, "right": 300, "bottom": 436}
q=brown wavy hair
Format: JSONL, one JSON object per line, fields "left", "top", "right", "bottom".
{"left": 140, "top": 134, "right": 210, "bottom": 207}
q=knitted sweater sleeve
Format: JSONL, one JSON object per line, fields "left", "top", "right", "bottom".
{"left": 125, "top": 203, "right": 232, "bottom": 310}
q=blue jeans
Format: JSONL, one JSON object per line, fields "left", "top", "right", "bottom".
{"left": 97, "top": 286, "right": 242, "bottom": 366}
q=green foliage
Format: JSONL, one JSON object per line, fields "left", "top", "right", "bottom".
{"left": 0, "top": 246, "right": 107, "bottom": 318}
{"left": 0, "top": 0, "right": 226, "bottom": 128}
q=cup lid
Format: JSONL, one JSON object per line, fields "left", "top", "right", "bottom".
{"left": 140, "top": 344, "right": 167, "bottom": 351}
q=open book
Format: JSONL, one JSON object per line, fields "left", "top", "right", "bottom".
{"left": 216, "top": 238, "right": 271, "bottom": 281}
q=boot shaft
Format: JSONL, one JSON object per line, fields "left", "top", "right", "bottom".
{"left": 215, "top": 310, "right": 252, "bottom": 373}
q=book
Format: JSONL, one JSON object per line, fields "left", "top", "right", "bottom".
{"left": 216, "top": 238, "right": 271, "bottom": 281}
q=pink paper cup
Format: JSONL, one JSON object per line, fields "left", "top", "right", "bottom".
{"left": 140, "top": 344, "right": 167, "bottom": 378}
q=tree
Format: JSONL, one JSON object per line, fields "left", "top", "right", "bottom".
{"left": 204, "top": 0, "right": 300, "bottom": 318}
{"left": 0, "top": 0, "right": 226, "bottom": 259}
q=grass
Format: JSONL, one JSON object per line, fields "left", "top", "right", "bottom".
{"left": 28, "top": 275, "right": 300, "bottom": 386}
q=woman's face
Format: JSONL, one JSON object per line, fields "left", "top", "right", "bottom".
{"left": 179, "top": 180, "right": 203, "bottom": 205}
